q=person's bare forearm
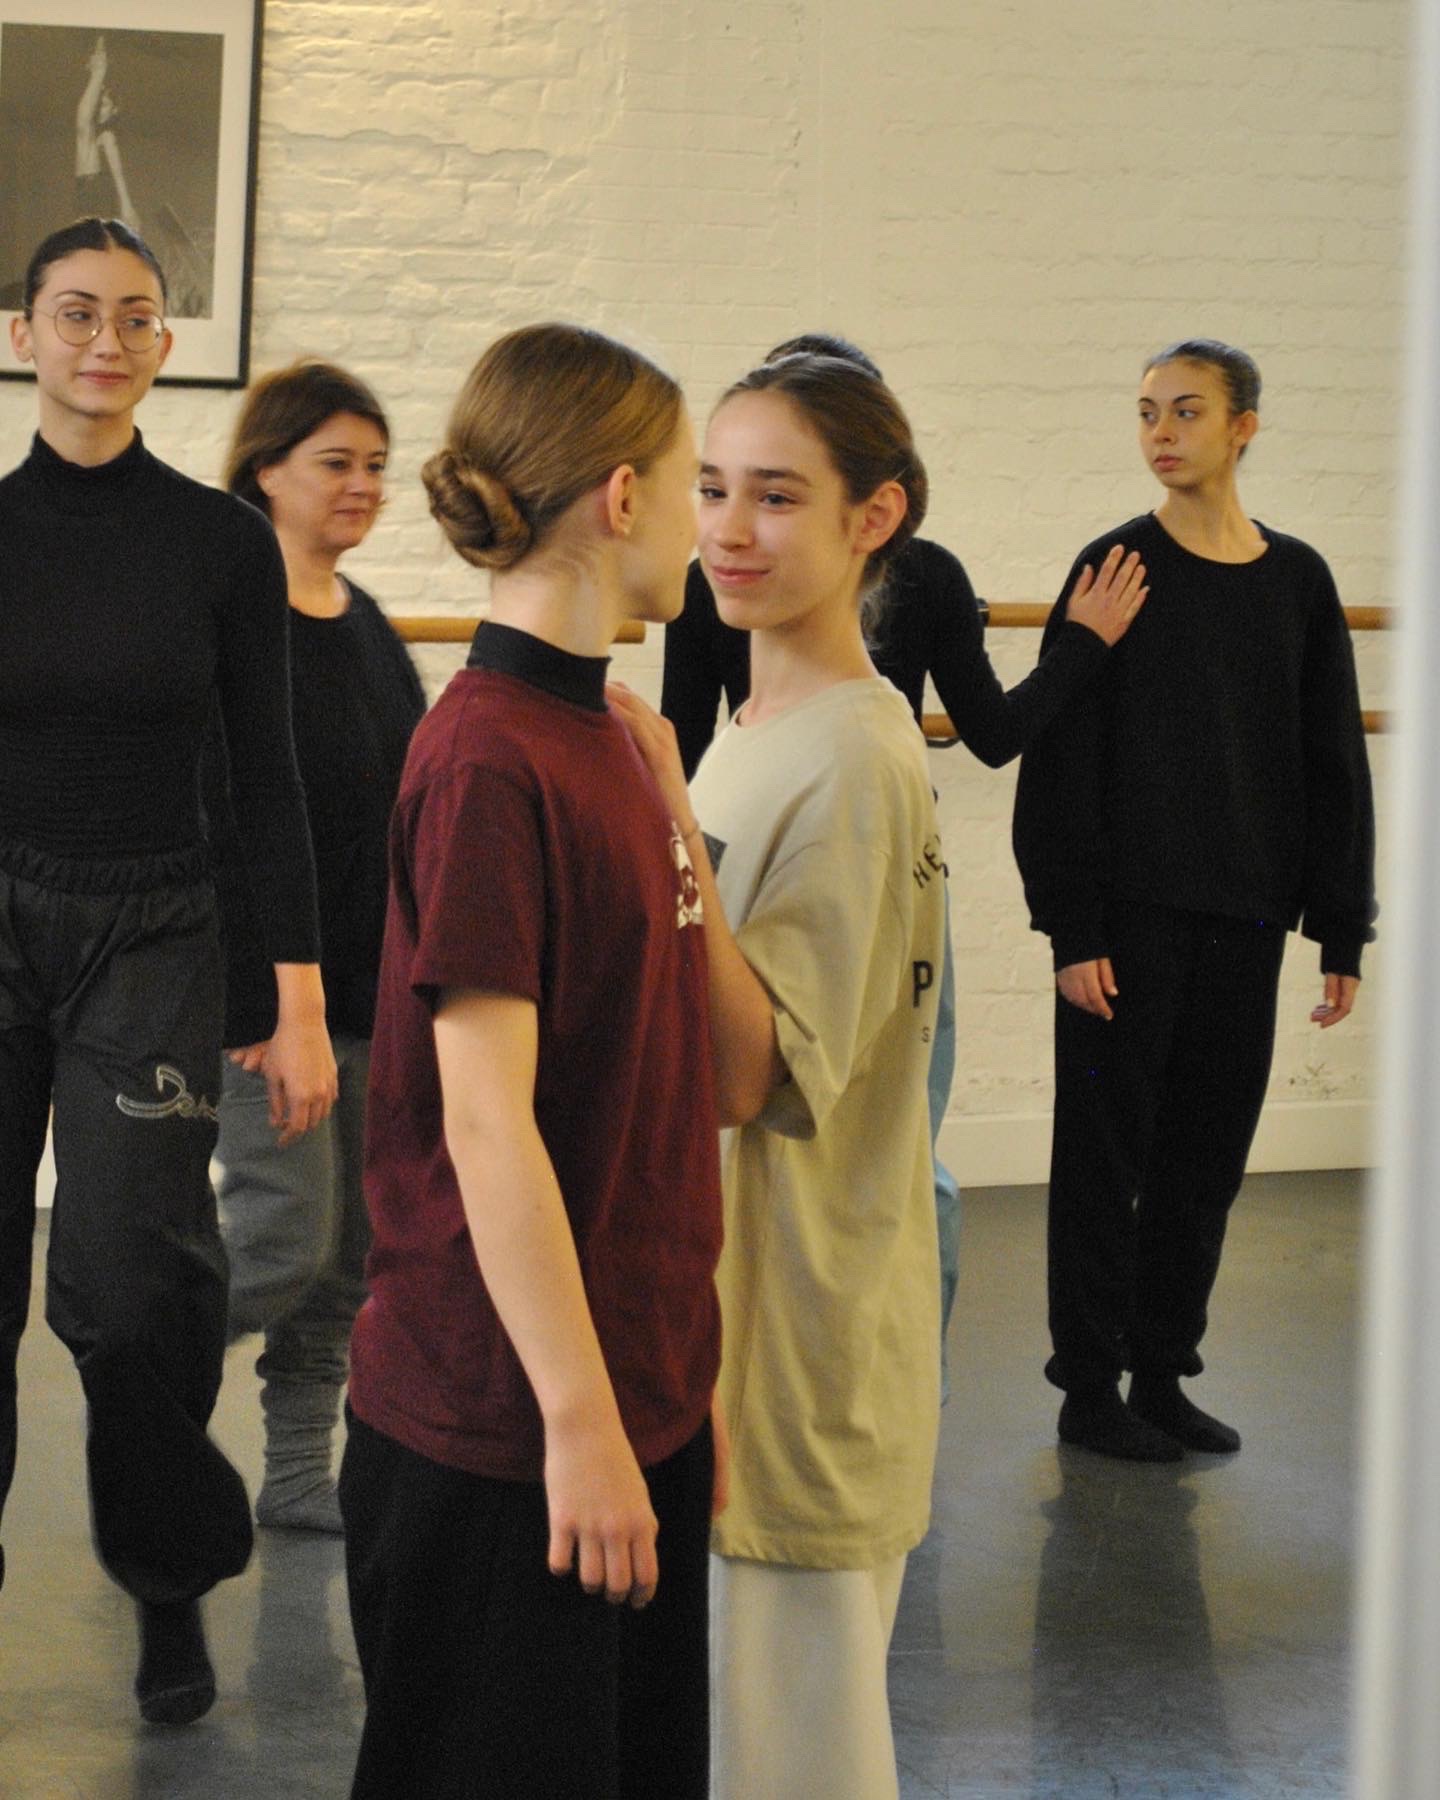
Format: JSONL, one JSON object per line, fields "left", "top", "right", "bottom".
{"left": 434, "top": 992, "right": 659, "bottom": 1603}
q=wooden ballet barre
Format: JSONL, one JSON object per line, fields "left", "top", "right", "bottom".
{"left": 979, "top": 600, "right": 1393, "bottom": 632}
{"left": 391, "top": 615, "right": 646, "bottom": 645}
{"left": 389, "top": 611, "right": 1386, "bottom": 734}
{"left": 924, "top": 708, "right": 1388, "bottom": 740}
{"left": 394, "top": 606, "right": 1389, "bottom": 646}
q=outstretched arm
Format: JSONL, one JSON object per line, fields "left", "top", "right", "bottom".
{"left": 435, "top": 988, "right": 659, "bottom": 1606}
{"left": 77, "top": 39, "right": 105, "bottom": 139}
{"left": 99, "top": 132, "right": 138, "bottom": 228}
{"left": 924, "top": 543, "right": 1145, "bottom": 768}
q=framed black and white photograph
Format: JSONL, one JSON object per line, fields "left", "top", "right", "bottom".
{"left": 0, "top": 0, "right": 263, "bottom": 387}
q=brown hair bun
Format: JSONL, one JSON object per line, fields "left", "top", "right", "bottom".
{"left": 421, "top": 448, "right": 533, "bottom": 570}
{"left": 425, "top": 324, "right": 682, "bottom": 575}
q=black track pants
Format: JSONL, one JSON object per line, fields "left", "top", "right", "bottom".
{"left": 0, "top": 844, "right": 252, "bottom": 1600}
{"left": 1045, "top": 903, "right": 1287, "bottom": 1393}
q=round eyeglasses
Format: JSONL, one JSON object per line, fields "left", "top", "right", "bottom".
{"left": 30, "top": 301, "right": 166, "bottom": 353}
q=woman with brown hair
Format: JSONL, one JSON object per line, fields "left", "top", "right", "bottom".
{"left": 339, "top": 323, "right": 724, "bottom": 1798}
{"left": 209, "top": 359, "right": 424, "bottom": 1534}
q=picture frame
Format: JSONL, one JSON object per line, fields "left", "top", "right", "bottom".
{"left": 0, "top": 0, "right": 264, "bottom": 388}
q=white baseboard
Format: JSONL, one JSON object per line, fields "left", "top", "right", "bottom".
{"left": 938, "top": 1099, "right": 1377, "bottom": 1190}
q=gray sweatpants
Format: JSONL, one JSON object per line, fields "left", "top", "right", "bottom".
{"left": 216, "top": 1033, "right": 371, "bottom": 1390}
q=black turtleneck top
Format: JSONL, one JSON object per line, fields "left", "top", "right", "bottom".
{"left": 0, "top": 431, "right": 319, "bottom": 960}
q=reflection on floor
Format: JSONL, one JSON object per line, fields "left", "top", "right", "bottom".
{"left": 0, "top": 1172, "right": 1359, "bottom": 1798}
{"left": 894, "top": 1170, "right": 1358, "bottom": 1800}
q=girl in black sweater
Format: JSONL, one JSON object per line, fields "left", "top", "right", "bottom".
{"left": 1013, "top": 338, "right": 1376, "bottom": 1462}
{"left": 0, "top": 217, "right": 335, "bottom": 1723}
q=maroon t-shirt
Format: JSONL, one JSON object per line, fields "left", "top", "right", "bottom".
{"left": 350, "top": 624, "right": 722, "bottom": 1480}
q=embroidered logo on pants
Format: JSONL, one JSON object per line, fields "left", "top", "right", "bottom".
{"left": 116, "top": 1063, "right": 219, "bottom": 1123}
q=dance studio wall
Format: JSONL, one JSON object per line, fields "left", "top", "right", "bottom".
{"left": 0, "top": 0, "right": 1406, "bottom": 1186}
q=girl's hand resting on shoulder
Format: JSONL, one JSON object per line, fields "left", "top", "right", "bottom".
{"left": 1064, "top": 544, "right": 1149, "bottom": 647}
{"left": 606, "top": 682, "right": 692, "bottom": 824}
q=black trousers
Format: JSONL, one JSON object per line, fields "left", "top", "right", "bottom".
{"left": 340, "top": 1409, "right": 714, "bottom": 1800}
{"left": 0, "top": 844, "right": 252, "bottom": 1600}
{"left": 1046, "top": 903, "right": 1288, "bottom": 1393}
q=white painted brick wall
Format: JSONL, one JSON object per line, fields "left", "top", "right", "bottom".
{"left": 1, "top": 0, "right": 1407, "bottom": 1185}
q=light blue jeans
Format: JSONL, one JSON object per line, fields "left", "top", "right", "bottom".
{"left": 930, "top": 884, "right": 961, "bottom": 1392}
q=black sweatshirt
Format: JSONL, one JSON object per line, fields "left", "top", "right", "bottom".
{"left": 204, "top": 581, "right": 425, "bottom": 1045}
{"left": 1012, "top": 513, "right": 1377, "bottom": 977}
{"left": 0, "top": 431, "right": 319, "bottom": 959}
{"left": 659, "top": 538, "right": 1107, "bottom": 779}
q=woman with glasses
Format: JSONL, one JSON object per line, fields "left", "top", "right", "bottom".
{"left": 209, "top": 360, "right": 425, "bottom": 1535}
{"left": 0, "top": 217, "right": 334, "bottom": 1724}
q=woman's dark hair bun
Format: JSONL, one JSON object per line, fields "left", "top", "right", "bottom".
{"left": 421, "top": 448, "right": 533, "bottom": 570}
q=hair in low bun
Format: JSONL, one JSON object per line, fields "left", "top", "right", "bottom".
{"left": 426, "top": 323, "right": 682, "bottom": 572}
{"left": 421, "top": 448, "right": 533, "bottom": 569}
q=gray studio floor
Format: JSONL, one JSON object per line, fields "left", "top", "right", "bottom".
{"left": 0, "top": 1171, "right": 1360, "bottom": 1799}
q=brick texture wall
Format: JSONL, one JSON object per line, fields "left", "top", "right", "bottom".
{"left": 3, "top": 0, "right": 1406, "bottom": 1183}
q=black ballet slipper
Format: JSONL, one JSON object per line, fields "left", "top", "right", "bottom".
{"left": 134, "top": 1598, "right": 216, "bottom": 1726}
{"left": 1127, "top": 1376, "right": 1241, "bottom": 1455}
{"left": 1058, "top": 1385, "right": 1184, "bottom": 1463}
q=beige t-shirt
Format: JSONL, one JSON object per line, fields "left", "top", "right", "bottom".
{"left": 694, "top": 678, "right": 945, "bottom": 1569}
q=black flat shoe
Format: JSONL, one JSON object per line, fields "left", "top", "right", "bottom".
{"left": 135, "top": 1599, "right": 216, "bottom": 1726}
{"left": 1058, "top": 1388, "right": 1184, "bottom": 1463}
{"left": 1128, "top": 1378, "right": 1241, "bottom": 1455}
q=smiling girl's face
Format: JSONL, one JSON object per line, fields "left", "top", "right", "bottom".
{"left": 697, "top": 389, "right": 883, "bottom": 636}
{"left": 1138, "top": 358, "right": 1257, "bottom": 494}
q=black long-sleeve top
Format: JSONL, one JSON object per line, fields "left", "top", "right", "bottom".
{"left": 660, "top": 537, "right": 1107, "bottom": 778}
{"left": 0, "top": 431, "right": 319, "bottom": 959}
{"left": 1012, "top": 513, "right": 1377, "bottom": 977}
{"left": 204, "top": 581, "right": 425, "bottom": 1044}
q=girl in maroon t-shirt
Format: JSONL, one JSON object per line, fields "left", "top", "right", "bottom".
{"left": 340, "top": 324, "right": 723, "bottom": 1800}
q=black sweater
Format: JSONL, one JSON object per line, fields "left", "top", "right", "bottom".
{"left": 205, "top": 581, "right": 425, "bottom": 1044}
{"left": 1012, "top": 513, "right": 1377, "bottom": 977}
{"left": 659, "top": 538, "right": 1107, "bottom": 778}
{"left": 0, "top": 431, "right": 318, "bottom": 959}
